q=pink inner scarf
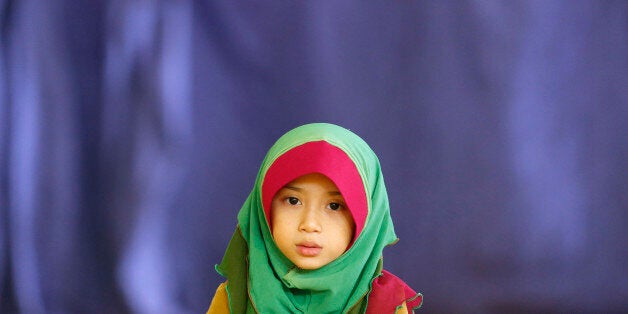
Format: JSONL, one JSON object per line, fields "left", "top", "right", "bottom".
{"left": 261, "top": 141, "right": 367, "bottom": 242}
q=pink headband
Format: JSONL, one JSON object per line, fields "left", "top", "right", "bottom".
{"left": 261, "top": 141, "right": 367, "bottom": 241}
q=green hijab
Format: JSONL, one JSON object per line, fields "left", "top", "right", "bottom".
{"left": 216, "top": 123, "right": 398, "bottom": 313}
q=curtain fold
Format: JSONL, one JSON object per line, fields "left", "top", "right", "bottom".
{"left": 1, "top": 1, "right": 626, "bottom": 313}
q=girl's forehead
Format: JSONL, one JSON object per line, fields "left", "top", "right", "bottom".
{"left": 281, "top": 173, "right": 341, "bottom": 191}
{"left": 261, "top": 141, "right": 368, "bottom": 241}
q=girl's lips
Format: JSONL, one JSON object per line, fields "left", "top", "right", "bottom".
{"left": 296, "top": 243, "right": 322, "bottom": 257}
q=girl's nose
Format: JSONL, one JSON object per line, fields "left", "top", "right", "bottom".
{"left": 299, "top": 207, "right": 322, "bottom": 233}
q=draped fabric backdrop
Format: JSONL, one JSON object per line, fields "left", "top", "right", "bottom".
{"left": 1, "top": 1, "right": 627, "bottom": 313}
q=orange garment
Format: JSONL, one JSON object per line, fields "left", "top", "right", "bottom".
{"left": 206, "top": 282, "right": 229, "bottom": 314}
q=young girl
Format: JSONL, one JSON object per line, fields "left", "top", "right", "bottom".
{"left": 207, "top": 123, "right": 422, "bottom": 313}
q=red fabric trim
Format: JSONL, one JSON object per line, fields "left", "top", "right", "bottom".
{"left": 366, "top": 270, "right": 422, "bottom": 313}
{"left": 261, "top": 141, "right": 367, "bottom": 242}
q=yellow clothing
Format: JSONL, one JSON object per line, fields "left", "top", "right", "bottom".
{"left": 206, "top": 282, "right": 229, "bottom": 314}
{"left": 396, "top": 302, "right": 409, "bottom": 314}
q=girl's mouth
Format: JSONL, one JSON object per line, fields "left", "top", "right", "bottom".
{"left": 296, "top": 242, "right": 322, "bottom": 257}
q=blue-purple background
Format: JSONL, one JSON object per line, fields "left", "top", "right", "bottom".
{"left": 1, "top": 1, "right": 627, "bottom": 313}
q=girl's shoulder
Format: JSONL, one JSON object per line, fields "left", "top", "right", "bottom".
{"left": 207, "top": 281, "right": 230, "bottom": 314}
{"left": 366, "top": 270, "right": 423, "bottom": 314}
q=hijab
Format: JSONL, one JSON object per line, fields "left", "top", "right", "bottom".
{"left": 216, "top": 123, "right": 400, "bottom": 313}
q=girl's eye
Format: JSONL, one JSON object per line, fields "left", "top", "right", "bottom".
{"left": 287, "top": 197, "right": 300, "bottom": 205}
{"left": 328, "top": 202, "right": 342, "bottom": 211}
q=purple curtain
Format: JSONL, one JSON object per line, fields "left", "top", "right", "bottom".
{"left": 1, "top": 1, "right": 627, "bottom": 313}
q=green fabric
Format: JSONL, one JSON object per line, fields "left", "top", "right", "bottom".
{"left": 216, "top": 123, "right": 398, "bottom": 313}
{"left": 215, "top": 227, "right": 252, "bottom": 313}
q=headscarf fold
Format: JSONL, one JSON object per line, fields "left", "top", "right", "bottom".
{"left": 216, "top": 123, "right": 399, "bottom": 313}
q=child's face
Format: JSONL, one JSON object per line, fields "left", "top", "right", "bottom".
{"left": 270, "top": 173, "right": 355, "bottom": 270}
